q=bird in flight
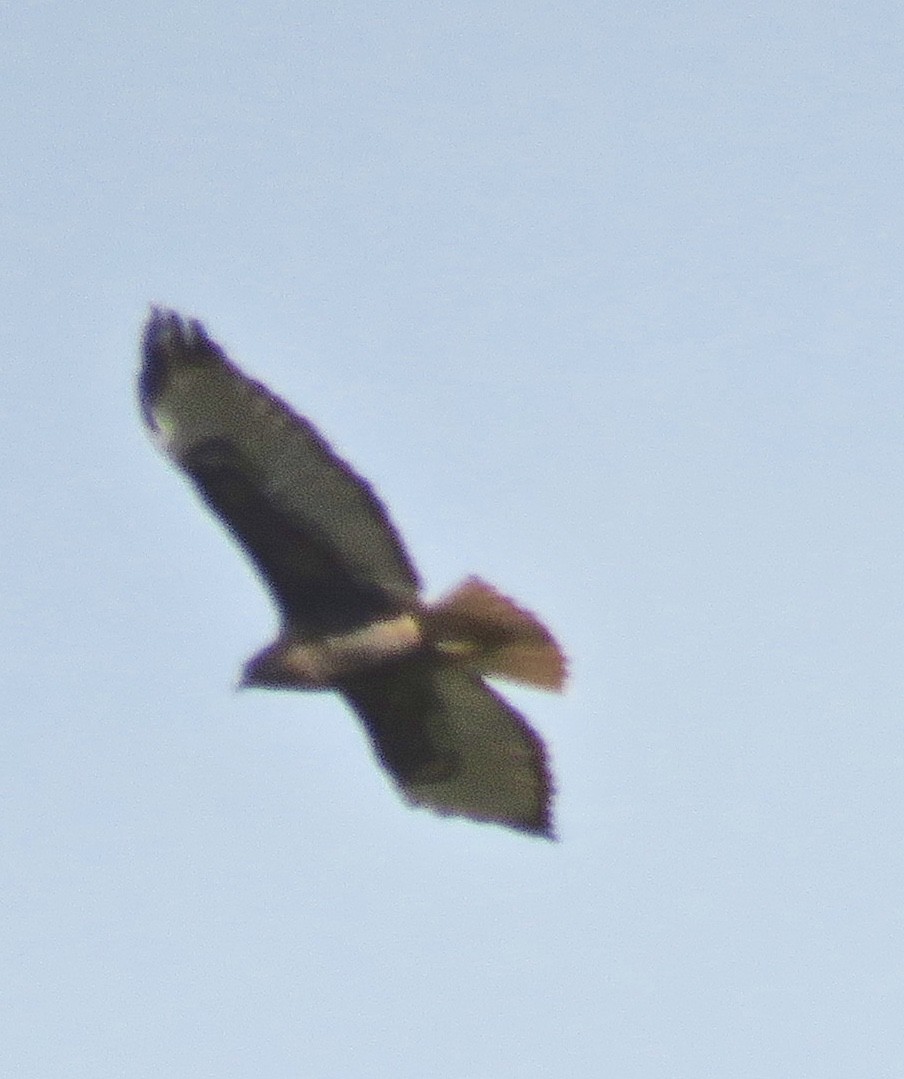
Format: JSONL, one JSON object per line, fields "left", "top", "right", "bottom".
{"left": 139, "top": 310, "right": 566, "bottom": 837}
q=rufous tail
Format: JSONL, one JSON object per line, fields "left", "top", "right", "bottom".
{"left": 424, "top": 577, "right": 567, "bottom": 691}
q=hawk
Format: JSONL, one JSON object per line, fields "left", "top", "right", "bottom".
{"left": 139, "top": 310, "right": 566, "bottom": 837}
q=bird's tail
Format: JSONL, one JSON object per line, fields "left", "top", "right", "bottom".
{"left": 423, "top": 577, "right": 567, "bottom": 691}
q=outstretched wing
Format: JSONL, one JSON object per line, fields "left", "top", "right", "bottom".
{"left": 139, "top": 310, "right": 420, "bottom": 634}
{"left": 340, "top": 656, "right": 554, "bottom": 837}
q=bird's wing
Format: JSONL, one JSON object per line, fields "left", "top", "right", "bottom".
{"left": 340, "top": 655, "right": 554, "bottom": 838}
{"left": 139, "top": 310, "right": 420, "bottom": 631}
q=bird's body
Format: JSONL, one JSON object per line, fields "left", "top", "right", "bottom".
{"left": 140, "top": 310, "right": 566, "bottom": 837}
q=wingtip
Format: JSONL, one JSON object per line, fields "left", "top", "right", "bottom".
{"left": 487, "top": 802, "right": 556, "bottom": 840}
{"left": 139, "top": 309, "right": 171, "bottom": 430}
{"left": 142, "top": 307, "right": 203, "bottom": 355}
{"left": 518, "top": 815, "right": 558, "bottom": 841}
{"left": 139, "top": 308, "right": 227, "bottom": 428}
{"left": 139, "top": 308, "right": 192, "bottom": 431}
{"left": 142, "top": 304, "right": 176, "bottom": 343}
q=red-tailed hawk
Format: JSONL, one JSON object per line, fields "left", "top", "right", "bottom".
{"left": 139, "top": 310, "right": 566, "bottom": 837}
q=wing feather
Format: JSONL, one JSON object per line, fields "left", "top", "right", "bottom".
{"left": 340, "top": 656, "right": 554, "bottom": 838}
{"left": 139, "top": 310, "right": 420, "bottom": 629}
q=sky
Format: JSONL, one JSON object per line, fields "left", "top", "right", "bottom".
{"left": 3, "top": 2, "right": 904, "bottom": 1076}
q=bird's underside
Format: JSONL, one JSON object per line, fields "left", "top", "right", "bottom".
{"left": 140, "top": 308, "right": 567, "bottom": 838}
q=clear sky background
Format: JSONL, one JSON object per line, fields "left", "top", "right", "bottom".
{"left": 3, "top": 3, "right": 903, "bottom": 1076}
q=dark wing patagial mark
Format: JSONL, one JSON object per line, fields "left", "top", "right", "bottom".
{"left": 180, "top": 438, "right": 410, "bottom": 635}
{"left": 139, "top": 310, "right": 421, "bottom": 632}
{"left": 340, "top": 655, "right": 555, "bottom": 838}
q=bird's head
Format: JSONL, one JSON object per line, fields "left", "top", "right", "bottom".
{"left": 239, "top": 643, "right": 296, "bottom": 690}
{"left": 239, "top": 640, "right": 331, "bottom": 690}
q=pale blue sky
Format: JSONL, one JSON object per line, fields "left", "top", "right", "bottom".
{"left": 3, "top": 3, "right": 904, "bottom": 1076}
